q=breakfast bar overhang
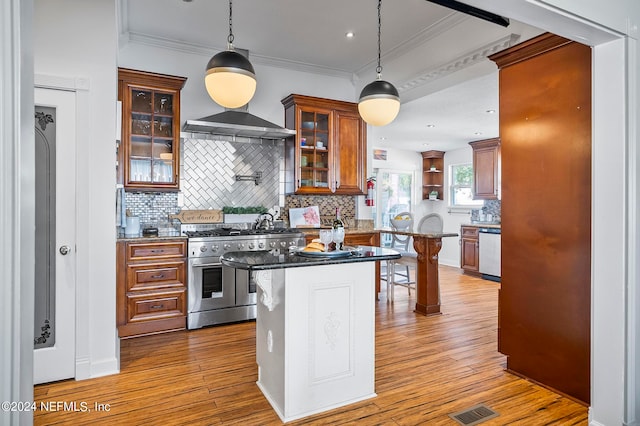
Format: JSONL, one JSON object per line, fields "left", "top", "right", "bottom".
{"left": 221, "top": 247, "right": 400, "bottom": 423}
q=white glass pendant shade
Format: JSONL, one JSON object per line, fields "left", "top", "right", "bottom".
{"left": 358, "top": 79, "right": 400, "bottom": 126}
{"left": 205, "top": 50, "right": 257, "bottom": 109}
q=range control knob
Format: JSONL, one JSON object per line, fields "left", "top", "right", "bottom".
{"left": 258, "top": 242, "right": 265, "bottom": 249}
{"left": 237, "top": 243, "right": 245, "bottom": 250}
{"left": 269, "top": 241, "right": 277, "bottom": 248}
{"left": 211, "top": 244, "right": 219, "bottom": 253}
{"left": 248, "top": 243, "right": 255, "bottom": 250}
{"left": 224, "top": 243, "right": 232, "bottom": 250}
{"left": 199, "top": 245, "right": 207, "bottom": 253}
{"left": 288, "top": 241, "right": 296, "bottom": 246}
{"left": 280, "top": 241, "right": 287, "bottom": 247}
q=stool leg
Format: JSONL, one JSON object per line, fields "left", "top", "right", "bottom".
{"left": 387, "top": 260, "right": 394, "bottom": 302}
{"left": 406, "top": 266, "right": 411, "bottom": 294}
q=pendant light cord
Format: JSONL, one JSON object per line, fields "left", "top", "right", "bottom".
{"left": 227, "top": 0, "right": 234, "bottom": 48}
{"left": 376, "top": 0, "right": 382, "bottom": 77}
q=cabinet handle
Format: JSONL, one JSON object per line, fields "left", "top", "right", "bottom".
{"left": 151, "top": 274, "right": 165, "bottom": 279}
{"left": 150, "top": 249, "right": 164, "bottom": 254}
{"left": 150, "top": 304, "right": 164, "bottom": 309}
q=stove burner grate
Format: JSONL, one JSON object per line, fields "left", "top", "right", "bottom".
{"left": 184, "top": 228, "right": 302, "bottom": 238}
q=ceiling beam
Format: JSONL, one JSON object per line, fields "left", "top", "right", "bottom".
{"left": 425, "top": 0, "right": 510, "bottom": 27}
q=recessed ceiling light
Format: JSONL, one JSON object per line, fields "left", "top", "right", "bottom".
{"left": 380, "top": 137, "right": 386, "bottom": 141}
{"left": 486, "top": 109, "right": 496, "bottom": 114}
{"left": 422, "top": 143, "right": 430, "bottom": 146}
{"left": 426, "top": 124, "right": 435, "bottom": 128}
{"left": 474, "top": 132, "right": 483, "bottom": 135}
{"left": 345, "top": 31, "right": 355, "bottom": 39}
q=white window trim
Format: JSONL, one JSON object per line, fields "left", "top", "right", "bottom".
{"left": 448, "top": 162, "right": 483, "bottom": 209}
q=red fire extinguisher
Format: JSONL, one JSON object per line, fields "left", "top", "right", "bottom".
{"left": 365, "top": 178, "right": 375, "bottom": 206}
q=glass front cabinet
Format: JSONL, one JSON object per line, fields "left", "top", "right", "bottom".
{"left": 298, "top": 108, "right": 333, "bottom": 192}
{"left": 118, "top": 68, "right": 187, "bottom": 191}
{"left": 282, "top": 94, "right": 366, "bottom": 195}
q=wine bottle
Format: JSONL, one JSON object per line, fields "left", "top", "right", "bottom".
{"left": 332, "top": 207, "right": 345, "bottom": 250}
{"left": 332, "top": 207, "right": 344, "bottom": 229}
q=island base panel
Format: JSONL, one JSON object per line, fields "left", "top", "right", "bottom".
{"left": 255, "top": 263, "right": 376, "bottom": 422}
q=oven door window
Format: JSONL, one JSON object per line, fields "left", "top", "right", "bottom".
{"left": 202, "top": 267, "right": 223, "bottom": 298}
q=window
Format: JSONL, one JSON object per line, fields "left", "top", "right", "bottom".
{"left": 450, "top": 163, "right": 483, "bottom": 207}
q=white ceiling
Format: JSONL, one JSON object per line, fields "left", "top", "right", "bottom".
{"left": 120, "top": 0, "right": 543, "bottom": 152}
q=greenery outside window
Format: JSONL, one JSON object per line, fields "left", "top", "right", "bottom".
{"left": 450, "top": 163, "right": 483, "bottom": 207}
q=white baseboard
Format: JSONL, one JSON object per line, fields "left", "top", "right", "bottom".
{"left": 438, "top": 257, "right": 459, "bottom": 268}
{"left": 75, "top": 357, "right": 119, "bottom": 380}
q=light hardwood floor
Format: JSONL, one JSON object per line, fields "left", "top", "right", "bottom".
{"left": 34, "top": 266, "right": 588, "bottom": 425}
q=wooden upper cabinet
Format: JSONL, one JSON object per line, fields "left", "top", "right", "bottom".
{"left": 334, "top": 109, "right": 366, "bottom": 194}
{"left": 118, "top": 68, "right": 187, "bottom": 191}
{"left": 469, "top": 138, "right": 500, "bottom": 200}
{"left": 282, "top": 94, "right": 366, "bottom": 195}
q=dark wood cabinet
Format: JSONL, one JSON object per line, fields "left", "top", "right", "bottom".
{"left": 421, "top": 150, "right": 445, "bottom": 200}
{"left": 118, "top": 68, "right": 187, "bottom": 191}
{"left": 460, "top": 226, "right": 479, "bottom": 274}
{"left": 117, "top": 239, "right": 187, "bottom": 338}
{"left": 282, "top": 94, "right": 366, "bottom": 195}
{"left": 489, "top": 33, "right": 591, "bottom": 404}
{"left": 469, "top": 138, "right": 500, "bottom": 200}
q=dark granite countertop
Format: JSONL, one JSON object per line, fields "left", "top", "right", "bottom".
{"left": 220, "top": 246, "right": 401, "bottom": 271}
{"left": 376, "top": 228, "right": 459, "bottom": 238}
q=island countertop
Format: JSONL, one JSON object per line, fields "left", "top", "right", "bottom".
{"left": 220, "top": 246, "right": 400, "bottom": 271}
{"left": 376, "top": 227, "right": 459, "bottom": 238}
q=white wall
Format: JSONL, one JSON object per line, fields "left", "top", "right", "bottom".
{"left": 118, "top": 43, "right": 357, "bottom": 128}
{"left": 34, "top": 0, "right": 119, "bottom": 379}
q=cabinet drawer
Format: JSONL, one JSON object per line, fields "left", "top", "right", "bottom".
{"left": 461, "top": 226, "right": 479, "bottom": 238}
{"left": 126, "top": 289, "right": 186, "bottom": 323}
{"left": 126, "top": 240, "right": 186, "bottom": 261}
{"left": 127, "top": 260, "right": 186, "bottom": 291}
{"left": 345, "top": 233, "right": 378, "bottom": 246}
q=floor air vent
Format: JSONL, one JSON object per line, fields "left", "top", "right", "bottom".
{"left": 449, "top": 404, "right": 499, "bottom": 426}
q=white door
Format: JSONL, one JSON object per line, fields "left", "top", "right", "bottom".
{"left": 374, "top": 169, "right": 414, "bottom": 246}
{"left": 33, "top": 87, "right": 77, "bottom": 384}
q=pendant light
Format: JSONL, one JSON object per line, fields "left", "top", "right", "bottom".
{"left": 205, "top": 0, "right": 256, "bottom": 109}
{"left": 358, "top": 0, "right": 400, "bottom": 127}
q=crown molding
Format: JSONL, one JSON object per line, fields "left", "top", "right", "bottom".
{"left": 355, "top": 12, "right": 469, "bottom": 76}
{"left": 396, "top": 33, "right": 520, "bottom": 94}
{"left": 123, "top": 31, "right": 355, "bottom": 80}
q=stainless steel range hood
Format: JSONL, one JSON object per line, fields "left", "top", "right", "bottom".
{"left": 182, "top": 110, "right": 296, "bottom": 140}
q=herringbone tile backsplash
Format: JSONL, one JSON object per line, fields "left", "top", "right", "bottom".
{"left": 181, "top": 138, "right": 283, "bottom": 210}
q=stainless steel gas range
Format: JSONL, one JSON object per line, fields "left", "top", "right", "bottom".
{"left": 183, "top": 224, "right": 305, "bottom": 329}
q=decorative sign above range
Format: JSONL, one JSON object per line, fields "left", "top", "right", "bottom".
{"left": 168, "top": 209, "right": 223, "bottom": 224}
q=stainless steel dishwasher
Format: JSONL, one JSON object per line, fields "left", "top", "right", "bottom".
{"left": 478, "top": 227, "right": 501, "bottom": 282}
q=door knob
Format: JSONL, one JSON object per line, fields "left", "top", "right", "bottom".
{"left": 59, "top": 245, "right": 71, "bottom": 255}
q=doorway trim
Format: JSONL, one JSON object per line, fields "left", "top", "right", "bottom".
{"left": 34, "top": 74, "right": 93, "bottom": 380}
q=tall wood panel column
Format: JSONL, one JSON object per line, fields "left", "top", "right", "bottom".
{"left": 489, "top": 33, "right": 591, "bottom": 404}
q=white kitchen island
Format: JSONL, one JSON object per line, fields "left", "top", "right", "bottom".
{"left": 220, "top": 247, "right": 400, "bottom": 423}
